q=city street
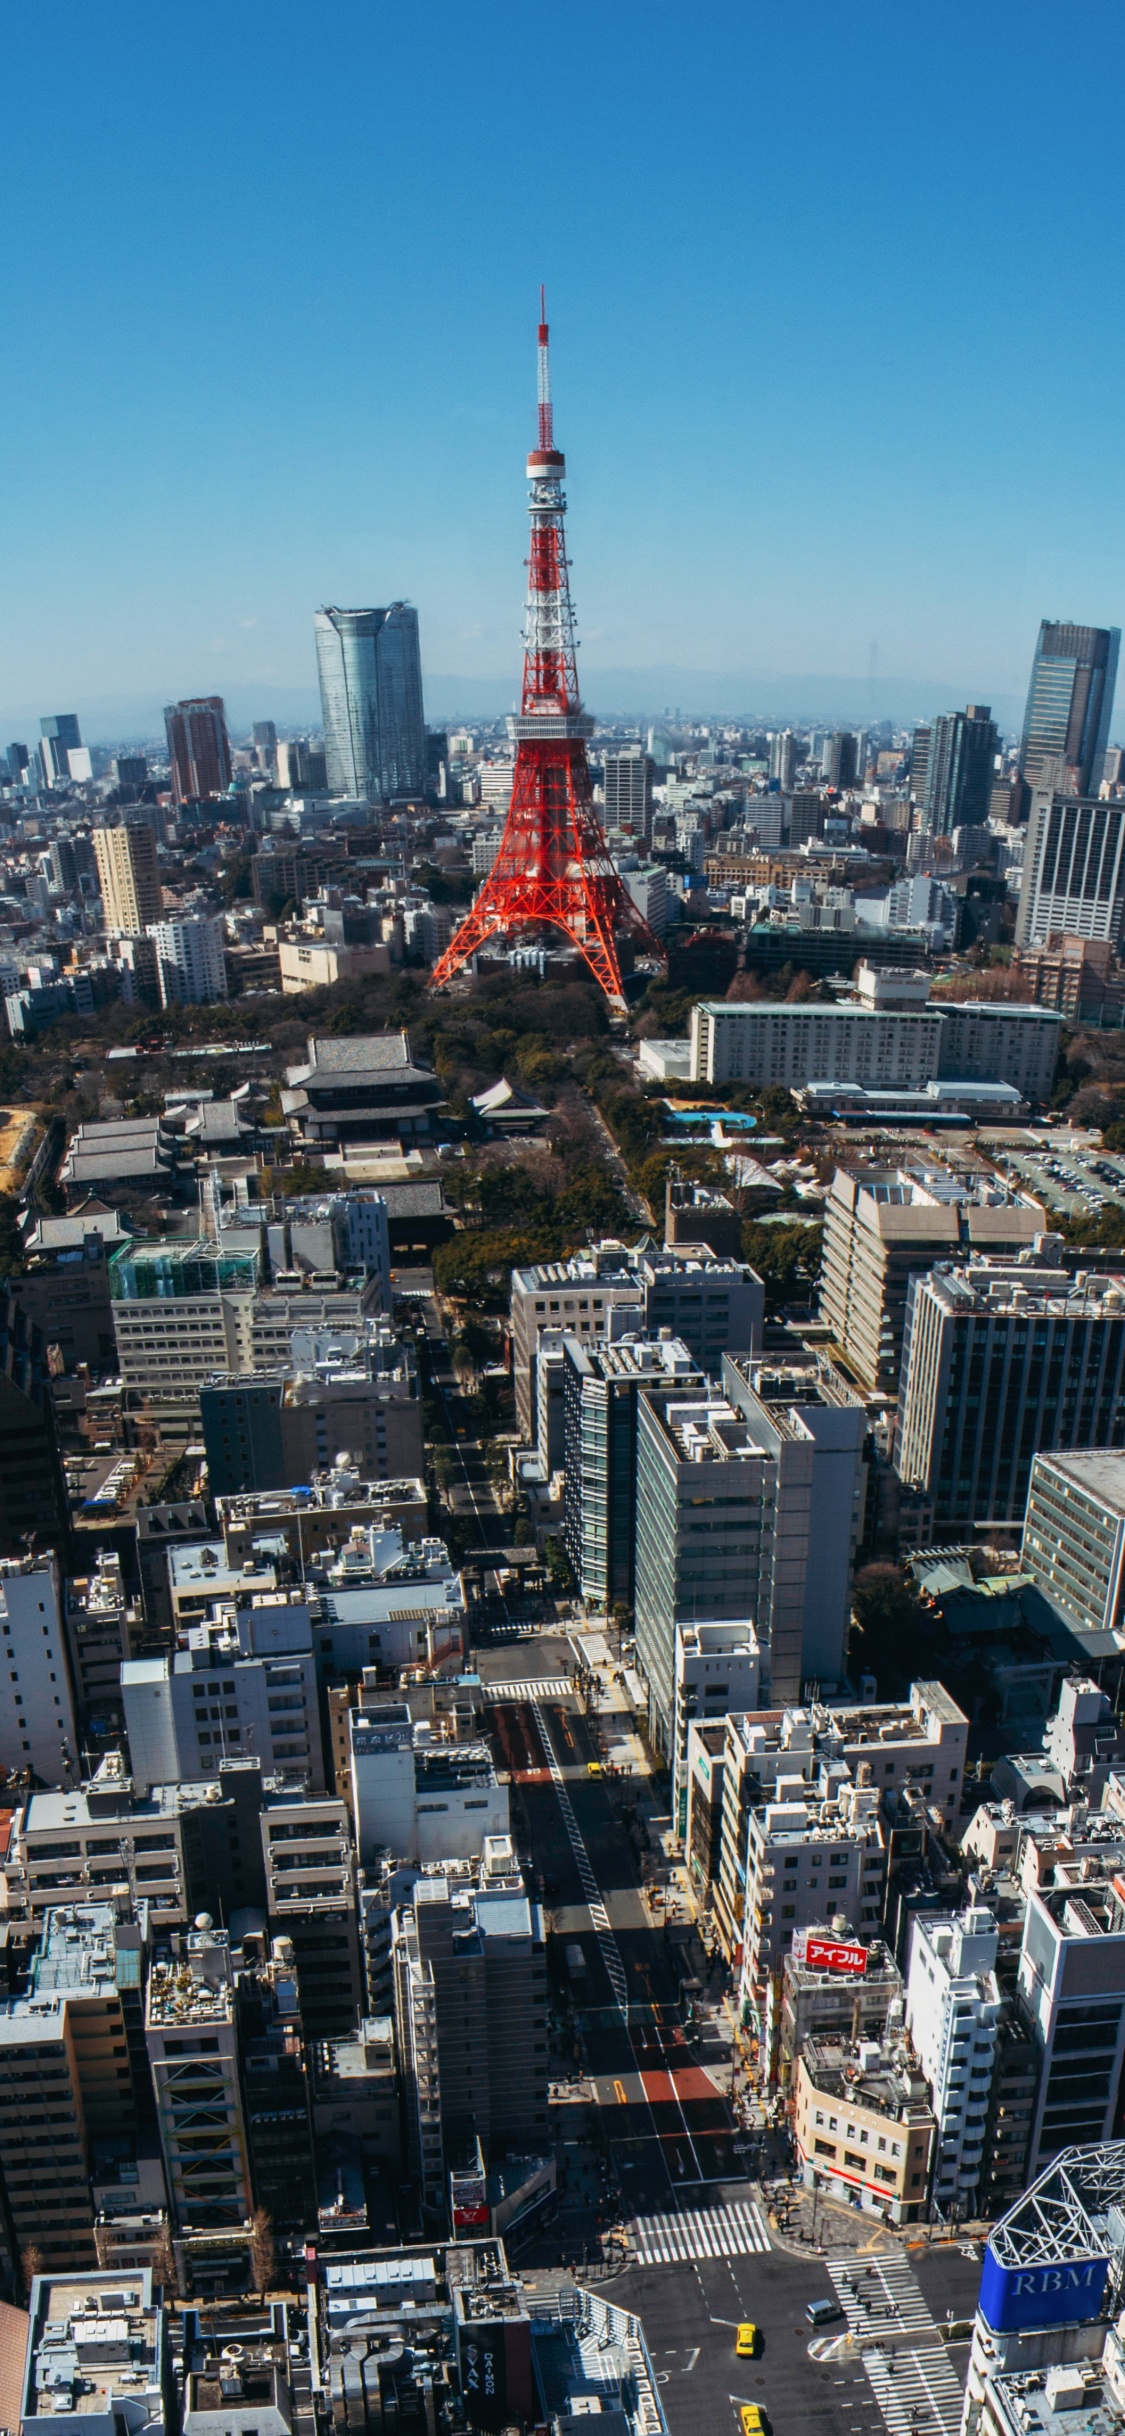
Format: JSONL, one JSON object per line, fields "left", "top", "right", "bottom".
{"left": 596, "top": 2242, "right": 980, "bottom": 2436}
{"left": 483, "top": 1683, "right": 748, "bottom": 2217}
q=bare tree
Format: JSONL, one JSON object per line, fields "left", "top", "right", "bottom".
{"left": 21, "top": 2243, "right": 44, "bottom": 2298}
{"left": 151, "top": 2224, "right": 177, "bottom": 2296}
{"left": 249, "top": 2208, "right": 276, "bottom": 2296}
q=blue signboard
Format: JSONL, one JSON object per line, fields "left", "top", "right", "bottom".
{"left": 979, "top": 2246, "right": 1110, "bottom": 2333}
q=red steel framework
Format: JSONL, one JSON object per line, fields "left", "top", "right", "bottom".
{"left": 431, "top": 294, "right": 664, "bottom": 1010}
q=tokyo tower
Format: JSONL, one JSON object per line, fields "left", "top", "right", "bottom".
{"left": 430, "top": 295, "right": 664, "bottom": 1010}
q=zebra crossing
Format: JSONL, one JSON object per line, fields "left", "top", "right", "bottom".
{"left": 827, "top": 2253, "right": 936, "bottom": 2335}
{"left": 861, "top": 2344, "right": 964, "bottom": 2436}
{"left": 631, "top": 2201, "right": 771, "bottom": 2264}
{"left": 481, "top": 1676, "right": 572, "bottom": 1702}
{"left": 531, "top": 1700, "right": 629, "bottom": 2008}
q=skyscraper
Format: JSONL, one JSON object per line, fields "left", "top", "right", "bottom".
{"left": 93, "top": 820, "right": 162, "bottom": 934}
{"left": 1019, "top": 620, "right": 1120, "bottom": 795}
{"left": 314, "top": 604, "right": 426, "bottom": 802}
{"left": 1015, "top": 787, "right": 1125, "bottom": 949}
{"left": 920, "top": 703, "right": 998, "bottom": 834}
{"left": 603, "top": 745, "right": 655, "bottom": 839}
{"left": 822, "top": 731, "right": 858, "bottom": 788}
{"left": 163, "top": 696, "right": 233, "bottom": 803}
{"left": 39, "top": 713, "right": 82, "bottom": 787}
{"left": 252, "top": 719, "right": 278, "bottom": 777}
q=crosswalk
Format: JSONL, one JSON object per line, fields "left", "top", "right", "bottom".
{"left": 631, "top": 2201, "right": 771, "bottom": 2264}
{"left": 532, "top": 1700, "right": 629, "bottom": 2008}
{"left": 827, "top": 2254, "right": 936, "bottom": 2335}
{"left": 482, "top": 1676, "right": 572, "bottom": 1702}
{"left": 861, "top": 2344, "right": 964, "bottom": 2436}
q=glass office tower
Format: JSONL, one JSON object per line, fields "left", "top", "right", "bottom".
{"left": 314, "top": 603, "right": 426, "bottom": 803}
{"left": 1019, "top": 621, "right": 1120, "bottom": 795}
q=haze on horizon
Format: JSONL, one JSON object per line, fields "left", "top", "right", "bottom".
{"left": 3, "top": 0, "right": 1123, "bottom": 740}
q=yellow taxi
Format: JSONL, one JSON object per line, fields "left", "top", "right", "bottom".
{"left": 739, "top": 2406, "right": 766, "bottom": 2436}
{"left": 736, "top": 2324, "right": 758, "bottom": 2358}
{"left": 587, "top": 1760, "right": 603, "bottom": 1777}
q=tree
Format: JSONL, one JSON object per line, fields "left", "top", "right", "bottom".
{"left": 0, "top": 1194, "right": 26, "bottom": 1278}
{"left": 249, "top": 2206, "right": 276, "bottom": 2295}
{"left": 741, "top": 1219, "right": 823, "bottom": 1311}
{"left": 21, "top": 2243, "right": 44, "bottom": 2297}
{"left": 151, "top": 2223, "right": 177, "bottom": 2295}
{"left": 544, "top": 1535, "right": 574, "bottom": 1593}
{"left": 850, "top": 1564, "right": 926, "bottom": 1696}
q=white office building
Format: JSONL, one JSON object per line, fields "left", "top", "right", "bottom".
{"left": 122, "top": 1599, "right": 324, "bottom": 1789}
{"left": 349, "top": 1702, "right": 509, "bottom": 1867}
{"left": 906, "top": 1905, "right": 1003, "bottom": 2221}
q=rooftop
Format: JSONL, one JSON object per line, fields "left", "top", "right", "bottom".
{"left": 918, "top": 1255, "right": 1125, "bottom": 1318}
{"left": 23, "top": 2273, "right": 161, "bottom": 2423}
{"left": 800, "top": 2033, "right": 934, "bottom": 2122}
{"left": 147, "top": 1944, "right": 232, "bottom": 2028}
{"left": 33, "top": 1904, "right": 139, "bottom": 1998}
{"left": 1033, "top": 1449, "right": 1125, "bottom": 1518}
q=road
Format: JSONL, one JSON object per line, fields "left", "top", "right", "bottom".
{"left": 597, "top": 2241, "right": 980, "bottom": 2436}
{"left": 412, "top": 1289, "right": 507, "bottom": 1543}
{"left": 487, "top": 1687, "right": 745, "bottom": 2218}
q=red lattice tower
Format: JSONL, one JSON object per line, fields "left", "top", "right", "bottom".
{"left": 431, "top": 294, "right": 664, "bottom": 1010}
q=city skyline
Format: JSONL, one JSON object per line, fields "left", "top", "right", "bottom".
{"left": 4, "top": 2, "right": 1125, "bottom": 731}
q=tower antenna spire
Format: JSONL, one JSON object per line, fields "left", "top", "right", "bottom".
{"left": 430, "top": 302, "right": 664, "bottom": 1010}
{"left": 538, "top": 287, "right": 552, "bottom": 450}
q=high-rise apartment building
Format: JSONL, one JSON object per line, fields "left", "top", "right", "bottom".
{"left": 896, "top": 1255, "right": 1125, "bottom": 1530}
{"left": 1019, "top": 620, "right": 1120, "bottom": 795}
{"left": 603, "top": 747, "right": 654, "bottom": 840}
{"left": 0, "top": 1995, "right": 97, "bottom": 2266}
{"left": 392, "top": 1860, "right": 548, "bottom": 2212}
{"left": 0, "top": 1556, "right": 80, "bottom": 1784}
{"left": 93, "top": 821, "right": 162, "bottom": 934}
{"left": 822, "top": 731, "right": 858, "bottom": 788}
{"left": 0, "top": 1282, "right": 70, "bottom": 1559}
{"left": 1015, "top": 788, "right": 1125, "bottom": 949}
{"left": 163, "top": 696, "right": 233, "bottom": 803}
{"left": 768, "top": 730, "right": 798, "bottom": 791}
{"left": 258, "top": 1784, "right": 362, "bottom": 2034}
{"left": 712, "top": 1683, "right": 968, "bottom": 1970}
{"left": 905, "top": 1905, "right": 1003, "bottom": 2221}
{"left": 633, "top": 1356, "right": 866, "bottom": 1736}
{"left": 1017, "top": 1872, "right": 1125, "bottom": 2175}
{"left": 820, "top": 1162, "right": 1045, "bottom": 1393}
{"left": 147, "top": 913, "right": 228, "bottom": 1007}
{"left": 560, "top": 1333, "right": 701, "bottom": 1612}
{"left": 920, "top": 704, "right": 998, "bottom": 835}
{"left": 1021, "top": 1450, "right": 1125, "bottom": 1637}
{"left": 146, "top": 1923, "right": 253, "bottom": 2228}
{"left": 314, "top": 604, "right": 426, "bottom": 802}
{"left": 740, "top": 1777, "right": 886, "bottom": 2007}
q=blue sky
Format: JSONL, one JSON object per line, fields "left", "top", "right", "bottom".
{"left": 4, "top": 0, "right": 1125, "bottom": 736}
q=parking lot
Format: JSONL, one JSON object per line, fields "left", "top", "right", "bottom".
{"left": 1002, "top": 1144, "right": 1125, "bottom": 1219}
